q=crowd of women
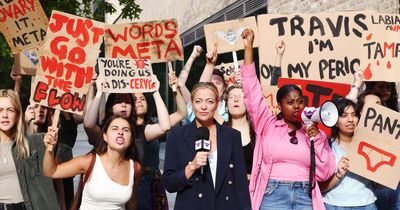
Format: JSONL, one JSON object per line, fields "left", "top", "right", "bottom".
{"left": 0, "top": 27, "right": 399, "bottom": 210}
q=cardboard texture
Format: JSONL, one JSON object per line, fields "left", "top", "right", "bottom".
{"left": 214, "top": 60, "right": 243, "bottom": 86}
{"left": 105, "top": 19, "right": 184, "bottom": 63}
{"left": 261, "top": 86, "right": 280, "bottom": 116}
{"left": 98, "top": 58, "right": 156, "bottom": 93}
{"left": 347, "top": 102, "right": 400, "bottom": 189}
{"left": 0, "top": 0, "right": 48, "bottom": 54}
{"left": 30, "top": 11, "right": 105, "bottom": 115}
{"left": 257, "top": 11, "right": 400, "bottom": 86}
{"left": 359, "top": 13, "right": 400, "bottom": 82}
{"left": 204, "top": 16, "right": 259, "bottom": 54}
{"left": 13, "top": 48, "right": 40, "bottom": 75}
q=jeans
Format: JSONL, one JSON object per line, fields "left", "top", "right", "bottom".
{"left": 260, "top": 179, "right": 312, "bottom": 210}
{"left": 374, "top": 183, "right": 400, "bottom": 210}
{"left": 325, "top": 203, "right": 377, "bottom": 210}
{"left": 0, "top": 202, "right": 26, "bottom": 210}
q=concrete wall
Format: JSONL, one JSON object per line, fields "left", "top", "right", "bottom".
{"left": 105, "top": 0, "right": 237, "bottom": 32}
{"left": 268, "top": 0, "right": 397, "bottom": 14}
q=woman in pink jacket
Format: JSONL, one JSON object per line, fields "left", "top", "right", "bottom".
{"left": 240, "top": 28, "right": 336, "bottom": 210}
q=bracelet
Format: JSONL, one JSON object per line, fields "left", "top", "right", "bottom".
{"left": 335, "top": 172, "right": 343, "bottom": 179}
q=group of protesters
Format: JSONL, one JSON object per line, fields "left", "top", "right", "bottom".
{"left": 1, "top": 27, "right": 399, "bottom": 210}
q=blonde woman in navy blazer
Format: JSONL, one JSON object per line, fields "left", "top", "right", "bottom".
{"left": 162, "top": 82, "right": 251, "bottom": 210}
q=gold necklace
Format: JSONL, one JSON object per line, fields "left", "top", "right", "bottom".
{"left": 0, "top": 142, "right": 12, "bottom": 164}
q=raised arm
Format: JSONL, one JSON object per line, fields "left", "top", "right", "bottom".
{"left": 144, "top": 75, "right": 171, "bottom": 141}
{"left": 43, "top": 127, "right": 92, "bottom": 179}
{"left": 10, "top": 68, "right": 22, "bottom": 95}
{"left": 241, "top": 28, "right": 275, "bottom": 134}
{"left": 346, "top": 70, "right": 364, "bottom": 102}
{"left": 178, "top": 45, "right": 203, "bottom": 104}
{"left": 169, "top": 70, "right": 187, "bottom": 126}
{"left": 83, "top": 75, "right": 107, "bottom": 144}
{"left": 199, "top": 44, "right": 217, "bottom": 82}
{"left": 270, "top": 40, "right": 285, "bottom": 86}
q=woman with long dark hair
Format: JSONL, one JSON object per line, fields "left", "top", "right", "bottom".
{"left": 320, "top": 98, "right": 377, "bottom": 209}
{"left": 240, "top": 28, "right": 336, "bottom": 210}
{"left": 43, "top": 115, "right": 140, "bottom": 209}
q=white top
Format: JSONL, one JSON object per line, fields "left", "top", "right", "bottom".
{"left": 323, "top": 139, "right": 376, "bottom": 206}
{"left": 81, "top": 154, "right": 134, "bottom": 210}
{"left": 208, "top": 150, "right": 218, "bottom": 188}
{"left": 0, "top": 142, "right": 24, "bottom": 203}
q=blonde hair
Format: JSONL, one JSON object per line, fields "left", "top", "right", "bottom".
{"left": 190, "top": 82, "right": 219, "bottom": 102}
{"left": 0, "top": 89, "right": 29, "bottom": 159}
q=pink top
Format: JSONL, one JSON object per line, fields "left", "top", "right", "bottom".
{"left": 241, "top": 63, "right": 336, "bottom": 210}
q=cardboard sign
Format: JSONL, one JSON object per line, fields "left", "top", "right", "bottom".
{"left": 105, "top": 19, "right": 184, "bottom": 63}
{"left": 0, "top": 0, "right": 48, "bottom": 54}
{"left": 347, "top": 102, "right": 400, "bottom": 189}
{"left": 214, "top": 60, "right": 243, "bottom": 86}
{"left": 261, "top": 86, "right": 280, "bottom": 116}
{"left": 204, "top": 16, "right": 259, "bottom": 54}
{"left": 359, "top": 13, "right": 400, "bottom": 82}
{"left": 258, "top": 11, "right": 400, "bottom": 85}
{"left": 98, "top": 58, "right": 156, "bottom": 93}
{"left": 30, "top": 11, "right": 105, "bottom": 115}
{"left": 13, "top": 48, "right": 40, "bottom": 75}
{"left": 278, "top": 78, "right": 351, "bottom": 107}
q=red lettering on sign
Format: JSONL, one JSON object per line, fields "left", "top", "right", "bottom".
{"left": 0, "top": 0, "right": 35, "bottom": 22}
{"left": 32, "top": 81, "right": 48, "bottom": 102}
{"left": 164, "top": 20, "right": 177, "bottom": 38}
{"left": 137, "top": 42, "right": 151, "bottom": 59}
{"left": 106, "top": 28, "right": 128, "bottom": 42}
{"left": 67, "top": 47, "right": 86, "bottom": 64}
{"left": 49, "top": 13, "right": 69, "bottom": 33}
{"left": 50, "top": 36, "right": 69, "bottom": 60}
{"left": 165, "top": 39, "right": 182, "bottom": 58}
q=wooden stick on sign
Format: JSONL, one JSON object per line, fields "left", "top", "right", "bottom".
{"left": 168, "top": 62, "right": 176, "bottom": 92}
{"left": 48, "top": 109, "right": 60, "bottom": 152}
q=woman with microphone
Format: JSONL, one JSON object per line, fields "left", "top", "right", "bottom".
{"left": 162, "top": 82, "right": 251, "bottom": 210}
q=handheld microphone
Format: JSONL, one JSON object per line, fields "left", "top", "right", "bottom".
{"left": 195, "top": 126, "right": 210, "bottom": 175}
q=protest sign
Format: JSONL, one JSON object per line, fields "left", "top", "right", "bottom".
{"left": 98, "top": 58, "right": 156, "bottom": 93}
{"left": 261, "top": 86, "right": 280, "bottom": 116}
{"left": 278, "top": 78, "right": 351, "bottom": 107}
{"left": 0, "top": 0, "right": 48, "bottom": 54}
{"left": 204, "top": 16, "right": 259, "bottom": 54}
{"left": 105, "top": 19, "right": 184, "bottom": 63}
{"left": 214, "top": 60, "right": 243, "bottom": 86}
{"left": 13, "top": 48, "right": 40, "bottom": 75}
{"left": 359, "top": 13, "right": 400, "bottom": 82}
{"left": 30, "top": 11, "right": 105, "bottom": 115}
{"left": 348, "top": 102, "right": 400, "bottom": 189}
{"left": 258, "top": 11, "right": 400, "bottom": 85}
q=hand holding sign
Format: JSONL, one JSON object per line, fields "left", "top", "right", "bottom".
{"left": 168, "top": 62, "right": 177, "bottom": 92}
{"left": 150, "top": 75, "right": 160, "bottom": 93}
{"left": 206, "top": 44, "right": 218, "bottom": 65}
{"left": 44, "top": 126, "right": 58, "bottom": 152}
{"left": 96, "top": 75, "right": 109, "bottom": 94}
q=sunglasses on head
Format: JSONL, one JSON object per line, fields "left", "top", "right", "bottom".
{"left": 288, "top": 130, "right": 298, "bottom": 145}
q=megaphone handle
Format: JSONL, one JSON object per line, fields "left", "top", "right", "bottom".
{"left": 306, "top": 124, "right": 315, "bottom": 142}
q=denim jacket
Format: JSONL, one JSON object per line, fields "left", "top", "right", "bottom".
{"left": 12, "top": 133, "right": 59, "bottom": 210}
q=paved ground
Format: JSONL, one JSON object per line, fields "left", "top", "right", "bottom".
{"left": 72, "top": 124, "right": 176, "bottom": 209}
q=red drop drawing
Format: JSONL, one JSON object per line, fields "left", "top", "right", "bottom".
{"left": 363, "top": 63, "right": 373, "bottom": 80}
{"left": 387, "top": 61, "right": 391, "bottom": 69}
{"left": 376, "top": 60, "right": 380, "bottom": 66}
{"left": 366, "top": 33, "right": 373, "bottom": 40}
{"left": 135, "top": 59, "right": 145, "bottom": 69}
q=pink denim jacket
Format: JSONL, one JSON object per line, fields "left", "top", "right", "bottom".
{"left": 241, "top": 63, "right": 336, "bottom": 210}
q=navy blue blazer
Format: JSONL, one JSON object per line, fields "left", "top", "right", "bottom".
{"left": 162, "top": 121, "right": 251, "bottom": 210}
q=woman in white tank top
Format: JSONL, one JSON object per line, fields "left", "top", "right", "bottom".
{"left": 43, "top": 115, "right": 140, "bottom": 210}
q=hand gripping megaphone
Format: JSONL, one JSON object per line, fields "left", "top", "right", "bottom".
{"left": 296, "top": 100, "right": 339, "bottom": 128}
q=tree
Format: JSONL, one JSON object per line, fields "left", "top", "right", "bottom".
{"left": 0, "top": 0, "right": 142, "bottom": 106}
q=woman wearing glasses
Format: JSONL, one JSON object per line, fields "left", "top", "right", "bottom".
{"left": 240, "top": 28, "right": 336, "bottom": 210}
{"left": 224, "top": 85, "right": 255, "bottom": 181}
